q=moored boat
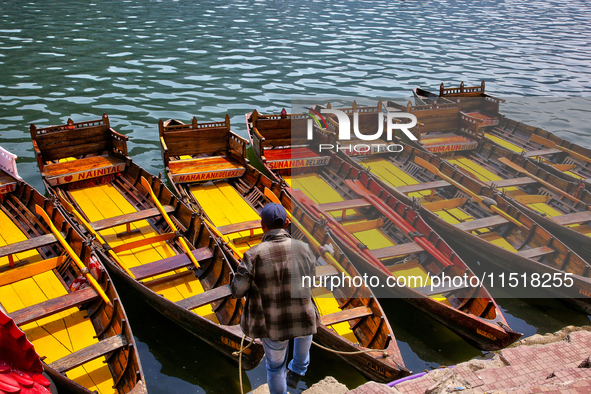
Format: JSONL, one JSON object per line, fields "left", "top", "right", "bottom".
{"left": 159, "top": 116, "right": 411, "bottom": 382}
{"left": 245, "top": 108, "right": 333, "bottom": 185}
{"left": 439, "top": 138, "right": 591, "bottom": 262}
{"left": 384, "top": 99, "right": 482, "bottom": 155}
{"left": 0, "top": 146, "right": 146, "bottom": 393}
{"left": 413, "top": 81, "right": 591, "bottom": 184}
{"left": 346, "top": 140, "right": 591, "bottom": 313}
{"left": 29, "top": 115, "right": 265, "bottom": 370}
{"left": 289, "top": 153, "right": 522, "bottom": 350}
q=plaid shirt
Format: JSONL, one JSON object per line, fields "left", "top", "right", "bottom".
{"left": 231, "top": 228, "right": 318, "bottom": 341}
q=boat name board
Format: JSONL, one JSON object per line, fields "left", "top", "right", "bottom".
{"left": 267, "top": 157, "right": 330, "bottom": 170}
{"left": 426, "top": 142, "right": 478, "bottom": 154}
{"left": 340, "top": 144, "right": 402, "bottom": 156}
{"left": 365, "top": 359, "right": 387, "bottom": 377}
{"left": 47, "top": 163, "right": 126, "bottom": 186}
{"left": 476, "top": 328, "right": 498, "bottom": 341}
{"left": 173, "top": 168, "right": 246, "bottom": 183}
{"left": 221, "top": 336, "right": 252, "bottom": 355}
{"left": 0, "top": 182, "right": 16, "bottom": 195}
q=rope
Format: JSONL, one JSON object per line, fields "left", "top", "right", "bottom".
{"left": 312, "top": 340, "right": 390, "bottom": 358}
{"left": 238, "top": 334, "right": 245, "bottom": 394}
{"left": 233, "top": 335, "right": 393, "bottom": 394}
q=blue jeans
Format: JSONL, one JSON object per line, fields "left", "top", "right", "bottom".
{"left": 261, "top": 335, "right": 313, "bottom": 394}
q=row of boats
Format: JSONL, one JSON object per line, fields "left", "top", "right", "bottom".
{"left": 0, "top": 80, "right": 590, "bottom": 394}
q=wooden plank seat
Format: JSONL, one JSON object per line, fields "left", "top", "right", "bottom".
{"left": 217, "top": 220, "right": 261, "bottom": 236}
{"left": 454, "top": 216, "right": 510, "bottom": 232}
{"left": 0, "top": 233, "right": 58, "bottom": 259}
{"left": 90, "top": 206, "right": 175, "bottom": 231}
{"left": 371, "top": 242, "right": 424, "bottom": 260}
{"left": 175, "top": 284, "right": 232, "bottom": 311}
{"left": 43, "top": 155, "right": 126, "bottom": 186}
{"left": 414, "top": 281, "right": 471, "bottom": 296}
{"left": 10, "top": 287, "right": 99, "bottom": 326}
{"left": 422, "top": 198, "right": 466, "bottom": 211}
{"left": 168, "top": 156, "right": 245, "bottom": 183}
{"left": 0, "top": 257, "right": 65, "bottom": 286}
{"left": 551, "top": 211, "right": 591, "bottom": 226}
{"left": 129, "top": 247, "right": 213, "bottom": 281}
{"left": 320, "top": 306, "right": 373, "bottom": 327}
{"left": 486, "top": 177, "right": 538, "bottom": 188}
{"left": 396, "top": 180, "right": 451, "bottom": 194}
{"left": 516, "top": 247, "right": 555, "bottom": 259}
{"left": 462, "top": 111, "right": 498, "bottom": 124}
{"left": 315, "top": 264, "right": 339, "bottom": 278}
{"left": 49, "top": 334, "right": 128, "bottom": 374}
{"left": 342, "top": 219, "right": 383, "bottom": 233}
{"left": 524, "top": 148, "right": 563, "bottom": 158}
{"left": 318, "top": 199, "right": 372, "bottom": 212}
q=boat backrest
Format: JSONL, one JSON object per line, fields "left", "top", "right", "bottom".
{"left": 386, "top": 100, "right": 459, "bottom": 134}
{"left": 439, "top": 81, "right": 502, "bottom": 114}
{"left": 30, "top": 114, "right": 128, "bottom": 171}
{"left": 250, "top": 110, "right": 310, "bottom": 146}
{"left": 323, "top": 100, "right": 383, "bottom": 136}
{"left": 159, "top": 114, "right": 245, "bottom": 166}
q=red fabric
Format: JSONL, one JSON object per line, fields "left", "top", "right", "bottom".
{"left": 0, "top": 311, "right": 51, "bottom": 394}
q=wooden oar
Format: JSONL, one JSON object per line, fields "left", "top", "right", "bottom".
{"left": 414, "top": 157, "right": 529, "bottom": 230}
{"left": 201, "top": 216, "right": 244, "bottom": 260}
{"left": 345, "top": 179, "right": 454, "bottom": 268}
{"left": 263, "top": 187, "right": 349, "bottom": 276}
{"left": 530, "top": 134, "right": 591, "bottom": 165}
{"left": 34, "top": 205, "right": 112, "bottom": 307}
{"left": 139, "top": 177, "right": 200, "bottom": 269}
{"left": 56, "top": 190, "right": 136, "bottom": 279}
{"left": 498, "top": 157, "right": 589, "bottom": 208}
{"left": 544, "top": 163, "right": 577, "bottom": 172}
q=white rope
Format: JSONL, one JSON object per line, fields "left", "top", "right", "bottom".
{"left": 233, "top": 335, "right": 394, "bottom": 394}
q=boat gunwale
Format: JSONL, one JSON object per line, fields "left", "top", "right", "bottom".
{"left": 0, "top": 175, "right": 146, "bottom": 394}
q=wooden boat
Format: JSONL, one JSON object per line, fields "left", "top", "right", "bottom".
{"left": 345, "top": 140, "right": 591, "bottom": 313}
{"left": 159, "top": 116, "right": 410, "bottom": 382}
{"left": 413, "top": 81, "right": 591, "bottom": 184}
{"left": 245, "top": 108, "right": 333, "bottom": 185}
{"left": 289, "top": 153, "right": 522, "bottom": 350}
{"left": 0, "top": 146, "right": 146, "bottom": 393}
{"left": 312, "top": 101, "right": 392, "bottom": 155}
{"left": 1, "top": 309, "right": 54, "bottom": 394}
{"left": 29, "top": 114, "right": 265, "bottom": 371}
{"left": 384, "top": 98, "right": 492, "bottom": 155}
{"left": 437, "top": 138, "right": 591, "bottom": 262}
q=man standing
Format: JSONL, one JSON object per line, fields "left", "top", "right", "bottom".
{"left": 231, "top": 203, "right": 318, "bottom": 394}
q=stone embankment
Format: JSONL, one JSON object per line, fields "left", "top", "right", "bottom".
{"left": 251, "top": 326, "right": 591, "bottom": 394}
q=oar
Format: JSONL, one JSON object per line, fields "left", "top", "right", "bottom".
{"left": 498, "top": 157, "right": 589, "bottom": 208}
{"left": 140, "top": 177, "right": 200, "bottom": 269}
{"left": 543, "top": 163, "right": 577, "bottom": 172}
{"left": 414, "top": 157, "right": 529, "bottom": 230}
{"left": 34, "top": 204, "right": 112, "bottom": 307}
{"left": 263, "top": 187, "right": 349, "bottom": 276}
{"left": 530, "top": 134, "right": 591, "bottom": 165}
{"left": 201, "top": 216, "right": 244, "bottom": 260}
{"left": 56, "top": 190, "right": 136, "bottom": 278}
{"left": 345, "top": 179, "right": 454, "bottom": 267}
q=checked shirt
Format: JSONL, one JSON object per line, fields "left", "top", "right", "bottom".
{"left": 231, "top": 228, "right": 318, "bottom": 341}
